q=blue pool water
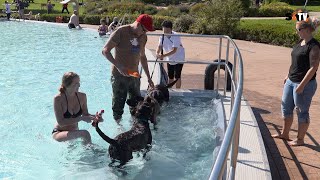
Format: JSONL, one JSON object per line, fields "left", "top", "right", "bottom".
{"left": 0, "top": 21, "right": 220, "bottom": 179}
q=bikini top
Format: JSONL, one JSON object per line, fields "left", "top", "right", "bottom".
{"left": 63, "top": 93, "right": 83, "bottom": 118}
{"left": 99, "top": 25, "right": 107, "bottom": 33}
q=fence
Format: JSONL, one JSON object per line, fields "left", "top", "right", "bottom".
{"left": 146, "top": 33, "right": 244, "bottom": 180}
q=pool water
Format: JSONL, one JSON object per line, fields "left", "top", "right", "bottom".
{"left": 0, "top": 21, "right": 220, "bottom": 179}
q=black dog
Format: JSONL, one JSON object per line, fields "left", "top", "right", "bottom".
{"left": 93, "top": 96, "right": 159, "bottom": 166}
{"left": 126, "top": 79, "right": 178, "bottom": 120}
{"left": 147, "top": 79, "right": 178, "bottom": 106}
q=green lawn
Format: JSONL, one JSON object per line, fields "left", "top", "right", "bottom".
{"left": 239, "top": 18, "right": 320, "bottom": 36}
{"left": 240, "top": 19, "right": 296, "bottom": 30}
{"left": 290, "top": 5, "right": 320, "bottom": 12}
{"left": 0, "top": 0, "right": 85, "bottom": 14}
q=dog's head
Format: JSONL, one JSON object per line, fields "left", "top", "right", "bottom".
{"left": 147, "top": 79, "right": 178, "bottom": 105}
{"left": 126, "top": 95, "right": 144, "bottom": 116}
{"left": 134, "top": 96, "right": 159, "bottom": 125}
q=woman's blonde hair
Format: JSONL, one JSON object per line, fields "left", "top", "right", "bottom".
{"left": 297, "top": 17, "right": 320, "bottom": 32}
{"left": 59, "top": 72, "right": 79, "bottom": 93}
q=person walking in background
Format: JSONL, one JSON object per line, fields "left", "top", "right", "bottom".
{"left": 272, "top": 18, "right": 320, "bottom": 146}
{"left": 52, "top": 72, "right": 97, "bottom": 145}
{"left": 68, "top": 10, "right": 81, "bottom": 29}
{"left": 102, "top": 14, "right": 155, "bottom": 122}
{"left": 108, "top": 17, "right": 119, "bottom": 34}
{"left": 156, "top": 20, "right": 185, "bottom": 88}
{"left": 61, "top": 2, "right": 69, "bottom": 14}
{"left": 4, "top": 1, "right": 11, "bottom": 20}
{"left": 17, "top": 0, "right": 25, "bottom": 20}
{"left": 47, "top": 0, "right": 53, "bottom": 14}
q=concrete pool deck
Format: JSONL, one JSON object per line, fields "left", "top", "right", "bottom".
{"left": 81, "top": 24, "right": 320, "bottom": 179}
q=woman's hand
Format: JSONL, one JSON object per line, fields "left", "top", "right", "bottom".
{"left": 295, "top": 85, "right": 305, "bottom": 94}
{"left": 81, "top": 115, "right": 95, "bottom": 123}
{"left": 283, "top": 76, "right": 288, "bottom": 84}
{"left": 156, "top": 54, "right": 164, "bottom": 60}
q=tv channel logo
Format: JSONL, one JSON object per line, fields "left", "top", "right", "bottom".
{"left": 285, "top": 10, "right": 309, "bottom": 21}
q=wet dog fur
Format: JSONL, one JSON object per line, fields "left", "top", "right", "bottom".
{"left": 147, "top": 79, "right": 178, "bottom": 106}
{"left": 93, "top": 96, "right": 159, "bottom": 166}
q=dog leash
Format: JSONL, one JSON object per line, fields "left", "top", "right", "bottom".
{"left": 150, "top": 34, "right": 164, "bottom": 80}
{"left": 159, "top": 34, "right": 168, "bottom": 85}
{"left": 150, "top": 34, "right": 168, "bottom": 86}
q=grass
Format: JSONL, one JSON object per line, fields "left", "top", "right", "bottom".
{"left": 290, "top": 5, "right": 320, "bottom": 12}
{"left": 290, "top": 1, "right": 320, "bottom": 12}
{"left": 0, "top": 0, "right": 85, "bottom": 15}
{"left": 239, "top": 19, "right": 296, "bottom": 30}
{"left": 239, "top": 19, "right": 320, "bottom": 42}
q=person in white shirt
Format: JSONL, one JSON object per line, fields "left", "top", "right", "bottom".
{"left": 108, "top": 16, "right": 119, "bottom": 34}
{"left": 68, "top": 10, "right": 81, "bottom": 29}
{"left": 4, "top": 1, "right": 11, "bottom": 20}
{"left": 156, "top": 20, "right": 185, "bottom": 88}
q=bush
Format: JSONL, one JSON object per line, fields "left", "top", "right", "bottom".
{"left": 234, "top": 19, "right": 300, "bottom": 47}
{"left": 244, "top": 8, "right": 259, "bottom": 17}
{"left": 106, "top": 2, "right": 157, "bottom": 15}
{"left": 258, "top": 2, "right": 294, "bottom": 17}
{"left": 240, "top": 0, "right": 251, "bottom": 9}
{"left": 83, "top": 15, "right": 102, "bottom": 25}
{"left": 177, "top": 5, "right": 190, "bottom": 14}
{"left": 173, "top": 14, "right": 196, "bottom": 33}
{"left": 189, "top": 3, "right": 206, "bottom": 15}
{"left": 84, "top": 1, "right": 157, "bottom": 15}
{"left": 190, "top": 0, "right": 244, "bottom": 36}
{"left": 245, "top": 2, "right": 294, "bottom": 17}
{"left": 152, "top": 15, "right": 176, "bottom": 30}
{"left": 156, "top": 5, "right": 182, "bottom": 17}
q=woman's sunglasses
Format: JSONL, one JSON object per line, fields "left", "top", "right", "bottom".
{"left": 296, "top": 27, "right": 305, "bottom": 32}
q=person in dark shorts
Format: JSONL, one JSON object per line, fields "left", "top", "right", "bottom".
{"left": 272, "top": 18, "right": 320, "bottom": 146}
{"left": 156, "top": 20, "right": 185, "bottom": 88}
{"left": 4, "top": 1, "right": 12, "bottom": 20}
{"left": 61, "top": 3, "right": 69, "bottom": 14}
{"left": 102, "top": 14, "right": 155, "bottom": 122}
{"left": 68, "top": 10, "right": 81, "bottom": 29}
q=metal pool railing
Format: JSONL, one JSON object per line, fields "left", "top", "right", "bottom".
{"left": 147, "top": 33, "right": 244, "bottom": 180}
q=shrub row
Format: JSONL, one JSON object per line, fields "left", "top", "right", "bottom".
{"left": 234, "top": 19, "right": 320, "bottom": 47}
{"left": 245, "top": 2, "right": 295, "bottom": 17}
{"left": 4, "top": 14, "right": 319, "bottom": 48}
{"left": 31, "top": 13, "right": 174, "bottom": 29}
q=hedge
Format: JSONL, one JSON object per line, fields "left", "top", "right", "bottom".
{"left": 245, "top": 2, "right": 295, "bottom": 17}
{"left": 4, "top": 13, "right": 320, "bottom": 48}
{"left": 31, "top": 13, "right": 174, "bottom": 29}
{"left": 235, "top": 19, "right": 320, "bottom": 47}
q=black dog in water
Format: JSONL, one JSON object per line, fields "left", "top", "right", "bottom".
{"left": 147, "top": 79, "right": 178, "bottom": 106}
{"left": 126, "top": 79, "right": 178, "bottom": 120}
{"left": 92, "top": 96, "right": 159, "bottom": 166}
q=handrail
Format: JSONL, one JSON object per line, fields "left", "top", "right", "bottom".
{"left": 146, "top": 33, "right": 243, "bottom": 180}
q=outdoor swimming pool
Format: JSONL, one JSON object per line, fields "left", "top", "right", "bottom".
{"left": 0, "top": 21, "right": 223, "bottom": 179}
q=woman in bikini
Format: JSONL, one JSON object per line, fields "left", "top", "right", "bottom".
{"left": 52, "top": 72, "right": 95, "bottom": 145}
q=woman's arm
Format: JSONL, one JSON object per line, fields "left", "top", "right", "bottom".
{"left": 80, "top": 93, "right": 89, "bottom": 115}
{"left": 162, "top": 47, "right": 177, "bottom": 57}
{"left": 296, "top": 45, "right": 320, "bottom": 93}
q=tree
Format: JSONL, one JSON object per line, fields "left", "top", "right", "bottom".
{"left": 191, "top": 0, "right": 244, "bottom": 36}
